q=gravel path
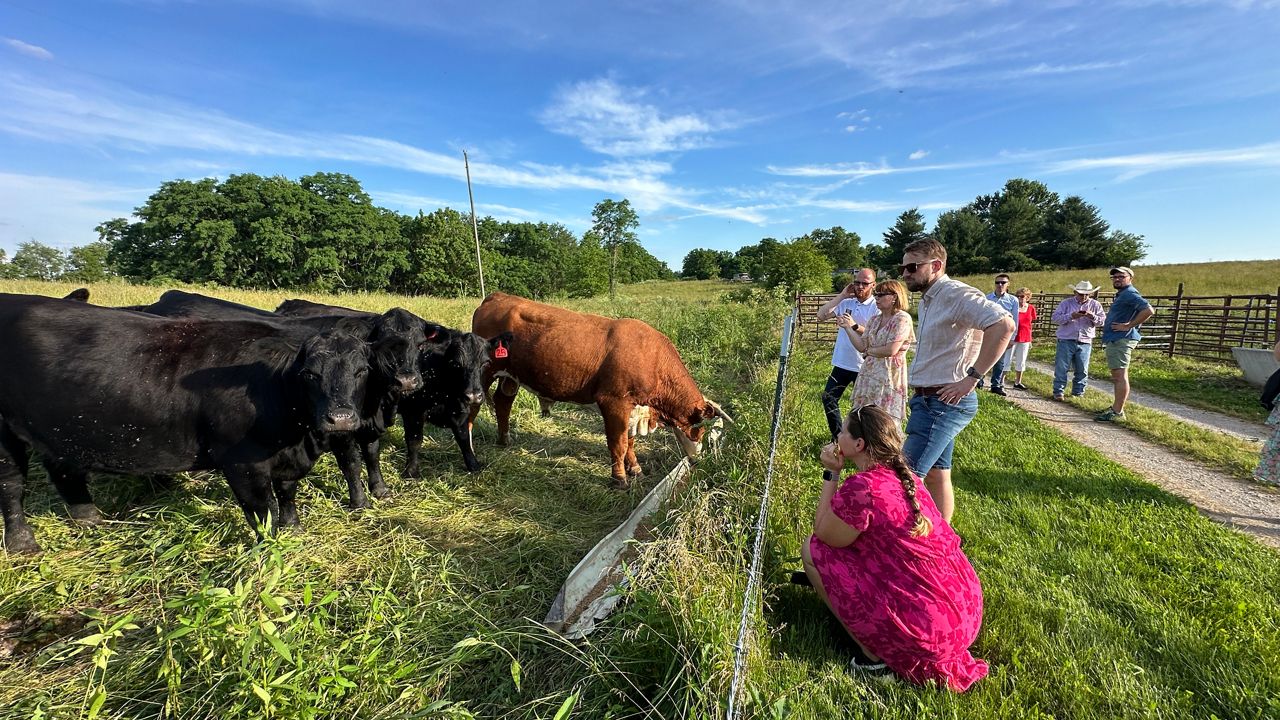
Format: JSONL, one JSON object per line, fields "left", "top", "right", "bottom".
{"left": 1001, "top": 385, "right": 1280, "bottom": 550}
{"left": 1024, "top": 359, "right": 1268, "bottom": 442}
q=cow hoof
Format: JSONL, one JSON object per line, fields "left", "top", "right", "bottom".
{"left": 465, "top": 462, "right": 483, "bottom": 473}
{"left": 402, "top": 464, "right": 421, "bottom": 479}
{"left": 627, "top": 465, "right": 644, "bottom": 477}
{"left": 610, "top": 475, "right": 631, "bottom": 490}
{"left": 371, "top": 485, "right": 392, "bottom": 500}
{"left": 497, "top": 434, "right": 510, "bottom": 447}
{"left": 4, "top": 528, "right": 41, "bottom": 555}
{"left": 347, "top": 499, "right": 372, "bottom": 512}
{"left": 67, "top": 504, "right": 104, "bottom": 525}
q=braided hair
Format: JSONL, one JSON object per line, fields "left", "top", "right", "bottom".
{"left": 844, "top": 405, "right": 933, "bottom": 537}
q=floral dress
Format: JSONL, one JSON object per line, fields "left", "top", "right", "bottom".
{"left": 849, "top": 310, "right": 914, "bottom": 422}
{"left": 809, "top": 464, "right": 988, "bottom": 691}
{"left": 1255, "top": 401, "right": 1280, "bottom": 486}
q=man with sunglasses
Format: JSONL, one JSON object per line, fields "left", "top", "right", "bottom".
{"left": 981, "top": 273, "right": 1020, "bottom": 396}
{"left": 816, "top": 268, "right": 879, "bottom": 445}
{"left": 899, "top": 239, "right": 1014, "bottom": 523}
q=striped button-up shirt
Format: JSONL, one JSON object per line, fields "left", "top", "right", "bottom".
{"left": 909, "top": 275, "right": 1010, "bottom": 388}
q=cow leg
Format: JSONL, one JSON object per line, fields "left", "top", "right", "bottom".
{"left": 599, "top": 401, "right": 632, "bottom": 487}
{"left": 0, "top": 427, "right": 39, "bottom": 554}
{"left": 329, "top": 436, "right": 370, "bottom": 510}
{"left": 449, "top": 422, "right": 482, "bottom": 472}
{"left": 625, "top": 435, "right": 643, "bottom": 477}
{"left": 400, "top": 407, "right": 426, "bottom": 479}
{"left": 494, "top": 378, "right": 519, "bottom": 446}
{"left": 224, "top": 467, "right": 280, "bottom": 537}
{"left": 538, "top": 398, "right": 554, "bottom": 418}
{"left": 43, "top": 460, "right": 103, "bottom": 525}
{"left": 361, "top": 437, "right": 390, "bottom": 499}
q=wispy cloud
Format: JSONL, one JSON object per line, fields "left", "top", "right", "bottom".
{"left": 539, "top": 78, "right": 733, "bottom": 157}
{"left": 765, "top": 158, "right": 989, "bottom": 178}
{"left": 0, "top": 172, "right": 143, "bottom": 248}
{"left": 1044, "top": 141, "right": 1280, "bottom": 180}
{"left": 1003, "top": 60, "right": 1129, "bottom": 78}
{"left": 2, "top": 38, "right": 53, "bottom": 61}
{"left": 908, "top": 149, "right": 929, "bottom": 160}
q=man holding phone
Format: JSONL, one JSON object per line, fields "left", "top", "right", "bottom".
{"left": 1050, "top": 281, "right": 1105, "bottom": 401}
{"left": 817, "top": 268, "right": 879, "bottom": 444}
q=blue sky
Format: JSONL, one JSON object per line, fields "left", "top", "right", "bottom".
{"left": 1, "top": 0, "right": 1278, "bottom": 272}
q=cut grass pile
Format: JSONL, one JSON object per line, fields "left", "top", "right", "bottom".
{"left": 2, "top": 279, "right": 1278, "bottom": 718}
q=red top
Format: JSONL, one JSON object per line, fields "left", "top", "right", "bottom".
{"left": 1016, "top": 304, "right": 1036, "bottom": 343}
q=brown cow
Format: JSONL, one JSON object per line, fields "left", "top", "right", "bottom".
{"left": 470, "top": 292, "right": 731, "bottom": 486}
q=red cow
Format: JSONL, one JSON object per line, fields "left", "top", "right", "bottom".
{"left": 470, "top": 292, "right": 732, "bottom": 486}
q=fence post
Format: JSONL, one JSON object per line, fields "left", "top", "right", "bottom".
{"left": 1167, "top": 282, "right": 1183, "bottom": 357}
{"left": 1218, "top": 294, "right": 1232, "bottom": 355}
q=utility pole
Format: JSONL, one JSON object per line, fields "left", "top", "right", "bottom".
{"left": 463, "top": 150, "right": 486, "bottom": 297}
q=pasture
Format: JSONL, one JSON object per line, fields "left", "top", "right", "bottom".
{"left": 2, "top": 278, "right": 1279, "bottom": 719}
{"left": 952, "top": 258, "right": 1280, "bottom": 297}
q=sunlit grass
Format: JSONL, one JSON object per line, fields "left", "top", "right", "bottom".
{"left": 954, "top": 258, "right": 1280, "bottom": 297}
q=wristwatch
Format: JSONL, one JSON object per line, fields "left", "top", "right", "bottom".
{"left": 965, "top": 365, "right": 983, "bottom": 380}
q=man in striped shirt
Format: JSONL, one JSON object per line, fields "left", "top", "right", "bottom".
{"left": 900, "top": 238, "right": 1015, "bottom": 522}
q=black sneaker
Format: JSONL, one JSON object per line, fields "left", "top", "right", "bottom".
{"left": 1013, "top": 383, "right": 1028, "bottom": 390}
{"left": 789, "top": 571, "right": 812, "bottom": 587}
{"left": 990, "top": 387, "right": 1007, "bottom": 396}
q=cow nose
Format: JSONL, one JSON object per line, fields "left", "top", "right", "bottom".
{"left": 326, "top": 410, "right": 358, "bottom": 431}
{"left": 465, "top": 390, "right": 484, "bottom": 406}
{"left": 397, "top": 373, "right": 422, "bottom": 392}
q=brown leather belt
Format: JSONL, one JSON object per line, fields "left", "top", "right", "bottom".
{"left": 913, "top": 385, "right": 945, "bottom": 397}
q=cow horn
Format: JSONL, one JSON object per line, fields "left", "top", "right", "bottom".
{"left": 704, "top": 397, "right": 735, "bottom": 424}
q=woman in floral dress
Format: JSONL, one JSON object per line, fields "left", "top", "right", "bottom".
{"left": 802, "top": 405, "right": 989, "bottom": 690}
{"left": 1255, "top": 339, "right": 1280, "bottom": 486}
{"left": 843, "top": 280, "right": 914, "bottom": 423}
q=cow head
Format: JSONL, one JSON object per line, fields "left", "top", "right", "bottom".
{"left": 366, "top": 308, "right": 439, "bottom": 394}
{"left": 669, "top": 396, "right": 735, "bottom": 459}
{"left": 294, "top": 330, "right": 372, "bottom": 434}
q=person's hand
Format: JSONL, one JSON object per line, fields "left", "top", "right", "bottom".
{"left": 1072, "top": 309, "right": 1086, "bottom": 318}
{"left": 842, "top": 283, "right": 857, "bottom": 297}
{"left": 820, "top": 441, "right": 844, "bottom": 472}
{"left": 938, "top": 376, "right": 979, "bottom": 404}
{"left": 1111, "top": 321, "right": 1131, "bottom": 331}
{"left": 835, "top": 312, "right": 857, "bottom": 331}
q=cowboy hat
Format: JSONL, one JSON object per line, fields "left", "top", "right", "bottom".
{"left": 1067, "top": 280, "right": 1099, "bottom": 294}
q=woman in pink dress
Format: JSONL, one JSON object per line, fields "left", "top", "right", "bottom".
{"left": 844, "top": 280, "right": 914, "bottom": 422}
{"left": 801, "top": 405, "right": 988, "bottom": 691}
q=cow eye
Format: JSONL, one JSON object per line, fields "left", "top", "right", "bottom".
{"left": 355, "top": 366, "right": 368, "bottom": 375}
{"left": 301, "top": 369, "right": 319, "bottom": 380}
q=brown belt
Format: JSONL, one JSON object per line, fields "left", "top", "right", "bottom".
{"left": 913, "top": 385, "right": 945, "bottom": 397}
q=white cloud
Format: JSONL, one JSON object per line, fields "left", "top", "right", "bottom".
{"left": 3, "top": 38, "right": 53, "bottom": 61}
{"left": 0, "top": 172, "right": 143, "bottom": 250}
{"left": 1003, "top": 60, "right": 1129, "bottom": 78}
{"left": 539, "top": 78, "right": 733, "bottom": 157}
{"left": 908, "top": 149, "right": 929, "bottom": 160}
{"left": 1044, "top": 141, "right": 1280, "bottom": 180}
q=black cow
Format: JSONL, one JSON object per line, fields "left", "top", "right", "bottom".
{"left": 276, "top": 299, "right": 508, "bottom": 474}
{"left": 0, "top": 293, "right": 374, "bottom": 554}
{"left": 133, "top": 290, "right": 440, "bottom": 509}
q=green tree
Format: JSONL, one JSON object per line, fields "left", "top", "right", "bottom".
{"left": 871, "top": 209, "right": 928, "bottom": 273}
{"left": 590, "top": 198, "right": 639, "bottom": 297}
{"left": 0, "top": 248, "right": 10, "bottom": 279}
{"left": 714, "top": 250, "right": 741, "bottom": 279}
{"left": 1098, "top": 230, "right": 1149, "bottom": 269}
{"left": 803, "top": 226, "right": 865, "bottom": 271}
{"left": 763, "top": 238, "right": 833, "bottom": 295}
{"left": 8, "top": 241, "right": 67, "bottom": 280}
{"left": 63, "top": 241, "right": 114, "bottom": 282}
{"left": 396, "top": 208, "right": 481, "bottom": 296}
{"left": 682, "top": 248, "right": 721, "bottom": 279}
{"left": 567, "top": 231, "right": 610, "bottom": 298}
{"left": 616, "top": 241, "right": 672, "bottom": 283}
{"left": 1038, "top": 196, "right": 1111, "bottom": 268}
{"left": 498, "top": 222, "right": 578, "bottom": 297}
{"left": 933, "top": 209, "right": 989, "bottom": 275}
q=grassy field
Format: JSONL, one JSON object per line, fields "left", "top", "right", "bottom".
{"left": 953, "top": 259, "right": 1280, "bottom": 297}
{"left": 2, "top": 278, "right": 1279, "bottom": 718}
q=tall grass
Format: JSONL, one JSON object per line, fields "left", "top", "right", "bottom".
{"left": 954, "top": 259, "right": 1280, "bottom": 297}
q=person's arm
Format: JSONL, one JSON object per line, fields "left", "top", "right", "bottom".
{"left": 835, "top": 312, "right": 868, "bottom": 350}
{"left": 815, "top": 443, "right": 860, "bottom": 547}
{"left": 817, "top": 288, "right": 852, "bottom": 321}
{"left": 1051, "top": 301, "right": 1073, "bottom": 325}
{"left": 1112, "top": 304, "right": 1154, "bottom": 332}
{"left": 864, "top": 314, "right": 910, "bottom": 358}
{"left": 1273, "top": 339, "right": 1280, "bottom": 363}
{"left": 937, "top": 313, "right": 1015, "bottom": 404}
{"left": 1090, "top": 299, "right": 1106, "bottom": 327}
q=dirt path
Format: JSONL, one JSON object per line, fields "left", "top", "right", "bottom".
{"left": 1024, "top": 359, "right": 1268, "bottom": 442}
{"left": 1001, "top": 387, "right": 1280, "bottom": 550}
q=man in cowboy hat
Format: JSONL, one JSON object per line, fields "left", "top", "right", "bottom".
{"left": 1049, "top": 280, "right": 1105, "bottom": 401}
{"left": 1097, "top": 266, "right": 1155, "bottom": 421}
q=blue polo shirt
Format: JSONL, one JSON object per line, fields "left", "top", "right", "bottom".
{"left": 1102, "top": 285, "right": 1152, "bottom": 342}
{"left": 986, "top": 291, "right": 1020, "bottom": 338}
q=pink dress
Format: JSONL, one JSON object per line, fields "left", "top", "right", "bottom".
{"left": 809, "top": 464, "right": 988, "bottom": 691}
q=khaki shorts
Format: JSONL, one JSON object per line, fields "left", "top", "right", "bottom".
{"left": 1105, "top": 339, "right": 1139, "bottom": 370}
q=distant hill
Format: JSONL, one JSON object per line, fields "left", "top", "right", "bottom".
{"left": 954, "top": 259, "right": 1280, "bottom": 297}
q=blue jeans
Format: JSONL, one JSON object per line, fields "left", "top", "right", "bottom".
{"left": 903, "top": 392, "right": 979, "bottom": 475}
{"left": 989, "top": 343, "right": 1015, "bottom": 389}
{"left": 1054, "top": 340, "right": 1092, "bottom": 396}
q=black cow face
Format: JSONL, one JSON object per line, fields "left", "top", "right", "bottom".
{"left": 368, "top": 308, "right": 437, "bottom": 394}
{"left": 448, "top": 333, "right": 495, "bottom": 408}
{"left": 296, "top": 331, "right": 371, "bottom": 433}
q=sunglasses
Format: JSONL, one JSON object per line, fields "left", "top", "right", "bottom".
{"left": 898, "top": 259, "right": 937, "bottom": 274}
{"left": 851, "top": 281, "right": 873, "bottom": 286}
{"left": 874, "top": 292, "right": 895, "bottom": 297}
{"left": 994, "top": 280, "right": 1008, "bottom": 285}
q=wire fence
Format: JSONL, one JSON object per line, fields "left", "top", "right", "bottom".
{"left": 795, "top": 283, "right": 1280, "bottom": 362}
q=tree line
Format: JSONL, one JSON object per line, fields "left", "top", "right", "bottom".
{"left": 0, "top": 172, "right": 672, "bottom": 298}
{"left": 681, "top": 178, "right": 1149, "bottom": 293}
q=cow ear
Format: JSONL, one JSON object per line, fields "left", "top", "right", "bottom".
{"left": 254, "top": 336, "right": 305, "bottom": 369}
{"left": 422, "top": 323, "right": 448, "bottom": 344}
{"left": 489, "top": 332, "right": 514, "bottom": 359}
{"left": 702, "top": 397, "right": 735, "bottom": 425}
{"left": 333, "top": 316, "right": 375, "bottom": 339}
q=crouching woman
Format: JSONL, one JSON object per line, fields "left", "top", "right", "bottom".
{"left": 801, "top": 404, "right": 989, "bottom": 691}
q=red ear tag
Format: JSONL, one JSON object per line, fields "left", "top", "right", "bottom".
{"left": 494, "top": 342, "right": 508, "bottom": 359}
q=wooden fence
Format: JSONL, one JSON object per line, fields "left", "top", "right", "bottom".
{"left": 795, "top": 283, "right": 1280, "bottom": 362}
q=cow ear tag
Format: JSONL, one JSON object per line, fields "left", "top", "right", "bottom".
{"left": 494, "top": 341, "right": 508, "bottom": 359}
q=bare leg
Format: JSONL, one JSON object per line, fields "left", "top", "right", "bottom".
{"left": 801, "top": 538, "right": 880, "bottom": 661}
{"left": 1110, "top": 367, "right": 1131, "bottom": 412}
{"left": 924, "top": 468, "right": 954, "bottom": 523}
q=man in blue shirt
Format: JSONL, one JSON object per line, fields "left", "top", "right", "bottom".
{"left": 1096, "top": 266, "right": 1155, "bottom": 422}
{"left": 983, "top": 273, "right": 1020, "bottom": 396}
